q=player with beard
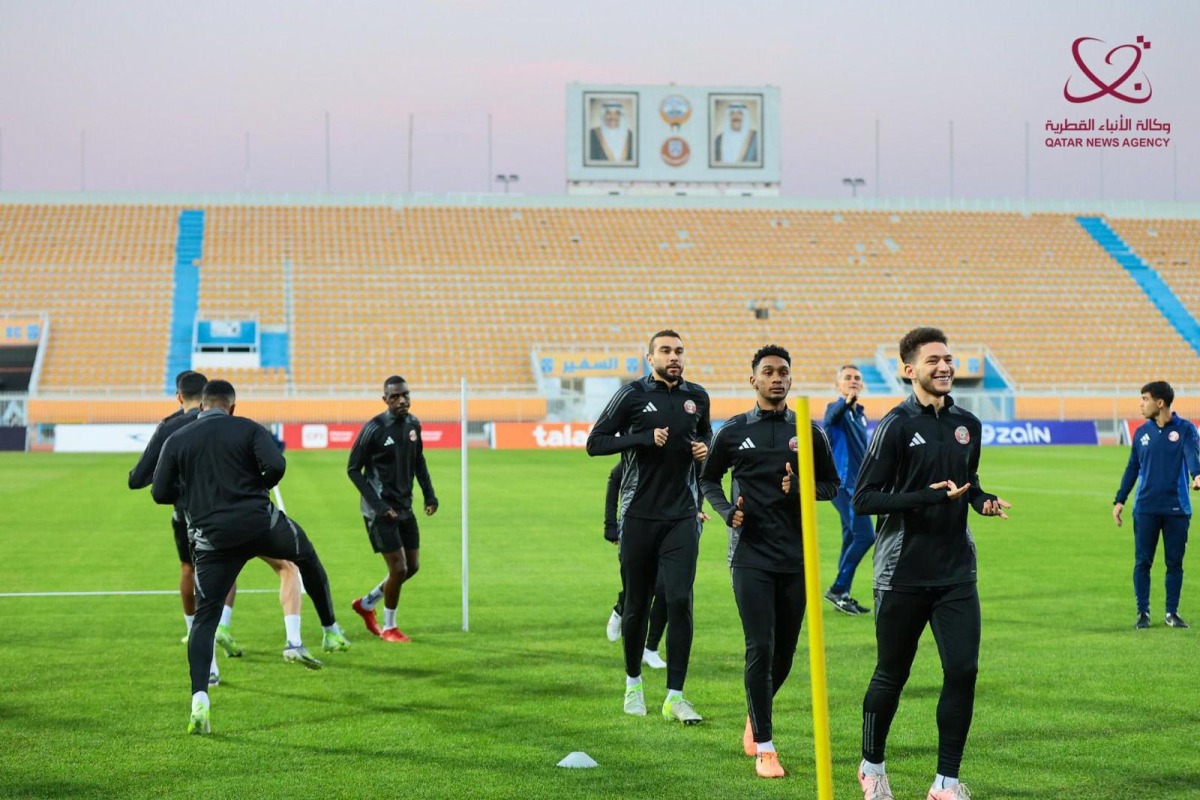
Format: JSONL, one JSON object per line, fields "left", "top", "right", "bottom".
{"left": 587, "top": 330, "right": 711, "bottom": 724}
{"left": 853, "top": 327, "right": 1011, "bottom": 800}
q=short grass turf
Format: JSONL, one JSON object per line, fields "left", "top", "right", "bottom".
{"left": 0, "top": 446, "right": 1197, "bottom": 799}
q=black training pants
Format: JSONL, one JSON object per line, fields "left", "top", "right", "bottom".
{"left": 619, "top": 515, "right": 699, "bottom": 691}
{"left": 189, "top": 511, "right": 337, "bottom": 694}
{"left": 731, "top": 566, "right": 807, "bottom": 743}
{"left": 615, "top": 573, "right": 668, "bottom": 651}
{"left": 862, "top": 582, "right": 980, "bottom": 778}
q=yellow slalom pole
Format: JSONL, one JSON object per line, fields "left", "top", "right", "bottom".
{"left": 795, "top": 395, "right": 835, "bottom": 799}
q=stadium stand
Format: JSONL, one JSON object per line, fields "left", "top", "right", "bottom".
{"left": 3, "top": 203, "right": 1200, "bottom": 395}
{"left": 0, "top": 205, "right": 179, "bottom": 390}
{"left": 1107, "top": 218, "right": 1200, "bottom": 323}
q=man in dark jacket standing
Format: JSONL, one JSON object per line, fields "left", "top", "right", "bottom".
{"left": 153, "top": 380, "right": 349, "bottom": 736}
{"left": 823, "top": 364, "right": 874, "bottom": 615}
{"left": 700, "top": 344, "right": 839, "bottom": 779}
{"left": 1113, "top": 380, "right": 1200, "bottom": 629}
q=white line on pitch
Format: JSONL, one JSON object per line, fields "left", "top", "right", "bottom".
{"left": 0, "top": 589, "right": 278, "bottom": 598}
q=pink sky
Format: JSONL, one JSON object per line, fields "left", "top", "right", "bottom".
{"left": 0, "top": 0, "right": 1195, "bottom": 200}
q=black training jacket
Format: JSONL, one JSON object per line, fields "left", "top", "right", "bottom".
{"left": 151, "top": 409, "right": 286, "bottom": 549}
{"left": 129, "top": 406, "right": 201, "bottom": 521}
{"left": 586, "top": 376, "right": 712, "bottom": 521}
{"left": 852, "top": 394, "right": 996, "bottom": 589}
{"left": 700, "top": 405, "right": 839, "bottom": 572}
{"left": 604, "top": 462, "right": 622, "bottom": 542}
{"left": 346, "top": 411, "right": 437, "bottom": 522}
{"left": 129, "top": 408, "right": 199, "bottom": 489}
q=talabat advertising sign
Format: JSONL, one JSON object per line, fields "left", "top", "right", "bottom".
{"left": 491, "top": 422, "right": 592, "bottom": 449}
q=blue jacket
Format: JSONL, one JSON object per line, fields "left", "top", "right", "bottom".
{"left": 1116, "top": 413, "right": 1200, "bottom": 516}
{"left": 824, "top": 397, "right": 869, "bottom": 492}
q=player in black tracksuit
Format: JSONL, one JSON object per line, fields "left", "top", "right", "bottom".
{"left": 128, "top": 371, "right": 213, "bottom": 637}
{"left": 852, "top": 328, "right": 1010, "bottom": 798}
{"left": 699, "top": 345, "right": 839, "bottom": 778}
{"left": 605, "top": 461, "right": 668, "bottom": 660}
{"left": 346, "top": 376, "right": 439, "bottom": 642}
{"left": 152, "top": 380, "right": 348, "bottom": 734}
{"left": 586, "top": 330, "right": 711, "bottom": 723}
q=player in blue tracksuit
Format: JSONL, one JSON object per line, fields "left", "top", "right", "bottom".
{"left": 823, "top": 365, "right": 874, "bottom": 615}
{"left": 1113, "top": 381, "right": 1200, "bottom": 629}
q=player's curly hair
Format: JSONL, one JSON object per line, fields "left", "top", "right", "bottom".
{"left": 751, "top": 344, "right": 790, "bottom": 372}
{"left": 899, "top": 327, "right": 948, "bottom": 365}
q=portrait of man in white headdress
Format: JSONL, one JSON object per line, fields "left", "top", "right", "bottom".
{"left": 585, "top": 94, "right": 637, "bottom": 166}
{"left": 710, "top": 96, "right": 762, "bottom": 167}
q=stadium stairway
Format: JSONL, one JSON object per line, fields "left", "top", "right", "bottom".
{"left": 260, "top": 330, "right": 289, "bottom": 370}
{"left": 165, "top": 210, "right": 204, "bottom": 392}
{"left": 1077, "top": 216, "right": 1200, "bottom": 358}
{"left": 855, "top": 362, "right": 893, "bottom": 395}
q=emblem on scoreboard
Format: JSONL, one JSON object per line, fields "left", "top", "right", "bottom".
{"left": 661, "top": 137, "right": 691, "bottom": 166}
{"left": 684, "top": 399, "right": 697, "bottom": 414}
{"left": 955, "top": 426, "right": 970, "bottom": 445}
{"left": 659, "top": 95, "right": 692, "bottom": 127}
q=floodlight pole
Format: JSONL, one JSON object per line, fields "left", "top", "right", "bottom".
{"left": 1024, "top": 121, "right": 1030, "bottom": 200}
{"left": 496, "top": 174, "right": 519, "bottom": 194}
{"left": 407, "top": 113, "right": 415, "bottom": 195}
{"left": 1173, "top": 145, "right": 1178, "bottom": 202}
{"left": 324, "top": 111, "right": 332, "bottom": 193}
{"left": 874, "top": 118, "right": 880, "bottom": 198}
{"left": 949, "top": 120, "right": 955, "bottom": 200}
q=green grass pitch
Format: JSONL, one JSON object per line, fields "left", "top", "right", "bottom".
{"left": 0, "top": 446, "right": 1196, "bottom": 799}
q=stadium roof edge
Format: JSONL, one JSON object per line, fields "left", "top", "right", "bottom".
{"left": 0, "top": 192, "right": 1197, "bottom": 218}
